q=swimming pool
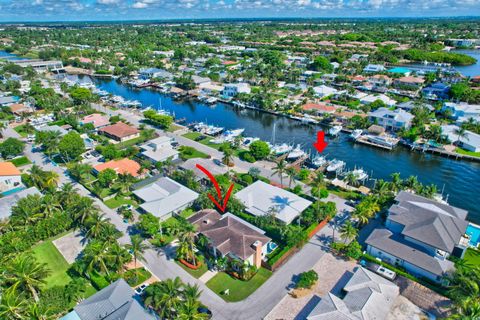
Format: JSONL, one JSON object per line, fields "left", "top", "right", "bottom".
{"left": 1, "top": 186, "right": 26, "bottom": 196}
{"left": 266, "top": 242, "right": 278, "bottom": 254}
{"left": 466, "top": 224, "right": 480, "bottom": 247}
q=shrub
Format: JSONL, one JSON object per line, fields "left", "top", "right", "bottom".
{"left": 89, "top": 271, "right": 110, "bottom": 290}
{"left": 241, "top": 174, "right": 253, "bottom": 185}
{"left": 296, "top": 270, "right": 319, "bottom": 289}
{"left": 241, "top": 152, "right": 256, "bottom": 163}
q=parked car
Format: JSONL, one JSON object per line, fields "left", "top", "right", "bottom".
{"left": 134, "top": 283, "right": 149, "bottom": 295}
{"left": 197, "top": 307, "right": 212, "bottom": 319}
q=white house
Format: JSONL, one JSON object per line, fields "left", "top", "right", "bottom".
{"left": 442, "top": 102, "right": 480, "bottom": 123}
{"left": 441, "top": 125, "right": 480, "bottom": 152}
{"left": 140, "top": 136, "right": 179, "bottom": 163}
{"left": 368, "top": 107, "right": 413, "bottom": 131}
{"left": 313, "top": 85, "right": 338, "bottom": 98}
{"left": 363, "top": 64, "right": 385, "bottom": 73}
{"left": 360, "top": 93, "right": 396, "bottom": 107}
{"left": 0, "top": 162, "right": 22, "bottom": 195}
{"left": 222, "top": 83, "right": 251, "bottom": 97}
{"left": 139, "top": 68, "right": 173, "bottom": 80}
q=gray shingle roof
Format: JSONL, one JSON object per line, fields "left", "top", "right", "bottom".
{"left": 389, "top": 191, "right": 468, "bottom": 252}
{"left": 74, "top": 279, "right": 155, "bottom": 320}
{"left": 365, "top": 228, "right": 455, "bottom": 277}
{"left": 307, "top": 267, "right": 399, "bottom": 320}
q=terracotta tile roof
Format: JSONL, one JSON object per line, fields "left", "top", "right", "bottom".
{"left": 8, "top": 103, "right": 30, "bottom": 114}
{"left": 94, "top": 158, "right": 141, "bottom": 177}
{"left": 302, "top": 103, "right": 336, "bottom": 112}
{"left": 396, "top": 76, "right": 425, "bottom": 84}
{"left": 82, "top": 113, "right": 110, "bottom": 128}
{"left": 99, "top": 122, "right": 139, "bottom": 139}
{"left": 0, "top": 162, "right": 21, "bottom": 176}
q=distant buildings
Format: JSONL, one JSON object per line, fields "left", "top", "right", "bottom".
{"left": 307, "top": 267, "right": 399, "bottom": 320}
{"left": 0, "top": 162, "right": 22, "bottom": 195}
{"left": 14, "top": 60, "right": 64, "bottom": 72}
{"left": 422, "top": 82, "right": 450, "bottom": 100}
{"left": 365, "top": 191, "right": 469, "bottom": 283}
{"left": 139, "top": 68, "right": 173, "bottom": 80}
{"left": 312, "top": 85, "right": 338, "bottom": 98}
{"left": 368, "top": 107, "right": 413, "bottom": 131}
{"left": 235, "top": 180, "right": 312, "bottom": 225}
{"left": 133, "top": 177, "right": 199, "bottom": 220}
{"left": 61, "top": 279, "right": 155, "bottom": 320}
{"left": 188, "top": 209, "right": 271, "bottom": 268}
{"left": 99, "top": 122, "right": 140, "bottom": 142}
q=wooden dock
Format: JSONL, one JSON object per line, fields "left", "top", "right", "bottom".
{"left": 401, "top": 142, "right": 480, "bottom": 163}
{"left": 355, "top": 136, "right": 396, "bottom": 151}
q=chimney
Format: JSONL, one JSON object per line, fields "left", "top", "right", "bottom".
{"left": 251, "top": 240, "right": 263, "bottom": 268}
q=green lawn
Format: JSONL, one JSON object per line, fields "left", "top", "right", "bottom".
{"left": 182, "top": 132, "right": 222, "bottom": 150}
{"left": 31, "top": 240, "right": 72, "bottom": 289}
{"left": 464, "top": 248, "right": 480, "bottom": 266}
{"left": 104, "top": 195, "right": 138, "bottom": 209}
{"left": 11, "top": 156, "right": 31, "bottom": 167}
{"left": 180, "top": 148, "right": 209, "bottom": 160}
{"left": 13, "top": 124, "right": 31, "bottom": 137}
{"left": 456, "top": 148, "right": 480, "bottom": 158}
{"left": 175, "top": 255, "right": 208, "bottom": 279}
{"left": 206, "top": 268, "right": 272, "bottom": 302}
{"left": 166, "top": 124, "right": 183, "bottom": 132}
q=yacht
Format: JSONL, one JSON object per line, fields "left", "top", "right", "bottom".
{"left": 311, "top": 155, "right": 328, "bottom": 168}
{"left": 350, "top": 129, "right": 363, "bottom": 140}
{"left": 328, "top": 125, "right": 342, "bottom": 136}
{"left": 271, "top": 143, "right": 293, "bottom": 155}
{"left": 326, "top": 159, "right": 345, "bottom": 172}
{"left": 287, "top": 144, "right": 307, "bottom": 160}
{"left": 300, "top": 114, "right": 318, "bottom": 124}
{"left": 366, "top": 135, "right": 398, "bottom": 148}
{"left": 350, "top": 169, "right": 368, "bottom": 181}
{"left": 206, "top": 97, "right": 218, "bottom": 105}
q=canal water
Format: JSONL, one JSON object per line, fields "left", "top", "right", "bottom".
{"left": 453, "top": 50, "right": 480, "bottom": 77}
{"left": 94, "top": 78, "right": 480, "bottom": 224}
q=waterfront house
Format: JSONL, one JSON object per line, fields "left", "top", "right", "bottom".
{"left": 192, "top": 75, "right": 211, "bottom": 87}
{"left": 441, "top": 125, "right": 480, "bottom": 152}
{"left": 222, "top": 83, "right": 251, "bottom": 97}
{"left": 368, "top": 74, "right": 392, "bottom": 88}
{"left": 360, "top": 94, "right": 396, "bottom": 107}
{"left": 188, "top": 209, "right": 271, "bottom": 268}
{"left": 235, "top": 180, "right": 312, "bottom": 225}
{"left": 393, "top": 76, "right": 425, "bottom": 89}
{"left": 0, "top": 95, "right": 18, "bottom": 106}
{"left": 139, "top": 67, "right": 173, "bottom": 80}
{"left": 179, "top": 158, "right": 228, "bottom": 183}
{"left": 442, "top": 102, "right": 480, "bottom": 123}
{"left": 133, "top": 177, "right": 198, "bottom": 220}
{"left": 0, "top": 162, "right": 22, "bottom": 195}
{"left": 61, "top": 279, "right": 155, "bottom": 320}
{"left": 397, "top": 101, "right": 434, "bottom": 112}
{"left": 80, "top": 113, "right": 110, "bottom": 129}
{"left": 307, "top": 267, "right": 399, "bottom": 320}
{"left": 0, "top": 187, "right": 40, "bottom": 221}
{"left": 363, "top": 64, "right": 385, "bottom": 73}
{"left": 365, "top": 191, "right": 470, "bottom": 283}
{"left": 140, "top": 136, "right": 179, "bottom": 163}
{"left": 302, "top": 103, "right": 337, "bottom": 115}
{"left": 368, "top": 107, "right": 413, "bottom": 131}
{"left": 313, "top": 85, "right": 338, "bottom": 98}
{"left": 422, "top": 82, "right": 450, "bottom": 100}
{"left": 99, "top": 122, "right": 140, "bottom": 142}
{"left": 93, "top": 158, "right": 142, "bottom": 178}
{"left": 36, "top": 124, "right": 69, "bottom": 136}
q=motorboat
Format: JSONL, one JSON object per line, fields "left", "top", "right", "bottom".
{"left": 328, "top": 125, "right": 342, "bottom": 136}
{"left": 300, "top": 114, "right": 318, "bottom": 124}
{"left": 311, "top": 155, "right": 328, "bottom": 168}
{"left": 326, "top": 159, "right": 345, "bottom": 172}
{"left": 243, "top": 137, "right": 259, "bottom": 147}
{"left": 366, "top": 135, "right": 398, "bottom": 148}
{"left": 287, "top": 144, "right": 307, "bottom": 160}
{"left": 271, "top": 143, "right": 293, "bottom": 155}
{"left": 350, "top": 169, "right": 368, "bottom": 181}
{"left": 350, "top": 129, "right": 363, "bottom": 140}
{"left": 206, "top": 97, "right": 218, "bottom": 105}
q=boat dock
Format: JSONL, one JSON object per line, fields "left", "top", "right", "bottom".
{"left": 401, "top": 141, "right": 480, "bottom": 163}
{"left": 354, "top": 136, "right": 396, "bottom": 151}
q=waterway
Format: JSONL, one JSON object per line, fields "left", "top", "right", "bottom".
{"left": 452, "top": 50, "right": 480, "bottom": 77}
{"left": 93, "top": 78, "right": 480, "bottom": 224}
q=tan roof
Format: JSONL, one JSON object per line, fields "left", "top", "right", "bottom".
{"left": 99, "top": 122, "right": 139, "bottom": 139}
{"left": 9, "top": 104, "right": 30, "bottom": 114}
{"left": 188, "top": 210, "right": 271, "bottom": 260}
{"left": 302, "top": 103, "right": 336, "bottom": 112}
{"left": 0, "top": 162, "right": 21, "bottom": 176}
{"left": 94, "top": 158, "right": 141, "bottom": 177}
{"left": 396, "top": 76, "right": 425, "bottom": 84}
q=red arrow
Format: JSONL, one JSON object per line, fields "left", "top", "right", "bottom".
{"left": 196, "top": 164, "right": 234, "bottom": 213}
{"left": 313, "top": 131, "right": 328, "bottom": 153}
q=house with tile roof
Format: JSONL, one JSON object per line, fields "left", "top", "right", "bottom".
{"left": 307, "top": 267, "right": 399, "bottom": 320}
{"left": 61, "top": 279, "right": 155, "bottom": 320}
{"left": 188, "top": 210, "right": 271, "bottom": 268}
{"left": 81, "top": 113, "right": 110, "bottom": 129}
{"left": 99, "top": 122, "right": 140, "bottom": 142}
{"left": 301, "top": 103, "right": 337, "bottom": 115}
{"left": 0, "top": 162, "right": 22, "bottom": 194}
{"left": 365, "top": 191, "right": 470, "bottom": 283}
{"left": 93, "top": 158, "right": 142, "bottom": 178}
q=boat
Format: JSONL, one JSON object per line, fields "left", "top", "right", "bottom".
{"left": 329, "top": 125, "right": 342, "bottom": 136}
{"left": 350, "top": 129, "right": 363, "bottom": 140}
{"left": 311, "top": 155, "right": 328, "bottom": 168}
{"left": 366, "top": 135, "right": 398, "bottom": 149}
{"left": 206, "top": 97, "right": 218, "bottom": 105}
{"left": 271, "top": 143, "right": 293, "bottom": 155}
{"left": 326, "top": 159, "right": 345, "bottom": 172}
{"left": 300, "top": 114, "right": 318, "bottom": 124}
{"left": 243, "top": 137, "right": 259, "bottom": 147}
{"left": 349, "top": 169, "right": 368, "bottom": 181}
{"left": 287, "top": 144, "right": 307, "bottom": 160}
{"left": 210, "top": 128, "right": 244, "bottom": 143}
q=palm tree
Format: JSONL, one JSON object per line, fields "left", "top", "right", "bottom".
{"left": 404, "top": 175, "right": 419, "bottom": 191}
{"left": 221, "top": 147, "right": 234, "bottom": 166}
{"left": 454, "top": 126, "right": 468, "bottom": 145}
{"left": 285, "top": 167, "right": 297, "bottom": 188}
{"left": 344, "top": 172, "right": 359, "bottom": 187}
{"left": 144, "top": 278, "right": 183, "bottom": 319}
{"left": 115, "top": 173, "right": 135, "bottom": 195}
{"left": 82, "top": 240, "right": 111, "bottom": 276}
{"left": 0, "top": 291, "right": 28, "bottom": 320}
{"left": 107, "top": 243, "right": 132, "bottom": 273}
{"left": 2, "top": 254, "right": 50, "bottom": 302}
{"left": 73, "top": 197, "right": 98, "bottom": 224}
{"left": 390, "top": 172, "right": 402, "bottom": 192}
{"left": 352, "top": 209, "right": 370, "bottom": 226}
{"left": 339, "top": 221, "right": 358, "bottom": 244}
{"left": 183, "top": 283, "right": 202, "bottom": 301}
{"left": 40, "top": 193, "right": 61, "bottom": 218}
{"left": 272, "top": 159, "right": 287, "bottom": 187}
{"left": 178, "top": 298, "right": 207, "bottom": 320}
{"left": 84, "top": 212, "right": 111, "bottom": 239}
{"left": 29, "top": 164, "right": 45, "bottom": 190}
{"left": 27, "top": 302, "right": 51, "bottom": 320}
{"left": 126, "top": 235, "right": 148, "bottom": 269}
{"left": 449, "top": 299, "right": 480, "bottom": 320}
{"left": 177, "top": 224, "right": 198, "bottom": 266}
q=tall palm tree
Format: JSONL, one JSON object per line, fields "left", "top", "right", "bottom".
{"left": 390, "top": 172, "right": 402, "bottom": 192}
{"left": 0, "top": 291, "right": 28, "bottom": 320}
{"left": 272, "top": 159, "right": 287, "bottom": 187}
{"left": 40, "top": 193, "right": 62, "bottom": 218}
{"left": 106, "top": 243, "right": 132, "bottom": 273}
{"left": 454, "top": 126, "right": 468, "bottom": 144}
{"left": 339, "top": 221, "right": 358, "bottom": 244}
{"left": 144, "top": 278, "right": 183, "bottom": 319}
{"left": 178, "top": 224, "right": 198, "bottom": 266}
{"left": 221, "top": 147, "right": 234, "bottom": 166}
{"left": 10, "top": 194, "right": 43, "bottom": 227}
{"left": 29, "top": 164, "right": 45, "bottom": 190}
{"left": 85, "top": 212, "right": 111, "bottom": 239}
{"left": 43, "top": 170, "right": 59, "bottom": 191}
{"left": 178, "top": 298, "right": 207, "bottom": 320}
{"left": 344, "top": 172, "right": 359, "bottom": 187}
{"left": 73, "top": 197, "right": 98, "bottom": 224}
{"left": 126, "top": 235, "right": 148, "bottom": 269}
{"left": 285, "top": 167, "right": 297, "bottom": 188}
{"left": 82, "top": 240, "right": 111, "bottom": 276}
{"left": 2, "top": 254, "right": 50, "bottom": 302}
{"left": 183, "top": 283, "right": 202, "bottom": 301}
{"left": 115, "top": 173, "right": 135, "bottom": 195}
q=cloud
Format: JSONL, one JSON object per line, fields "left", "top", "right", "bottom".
{"left": 97, "top": 0, "right": 120, "bottom": 4}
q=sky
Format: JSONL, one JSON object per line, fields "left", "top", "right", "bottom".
{"left": 0, "top": 0, "right": 479, "bottom": 22}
